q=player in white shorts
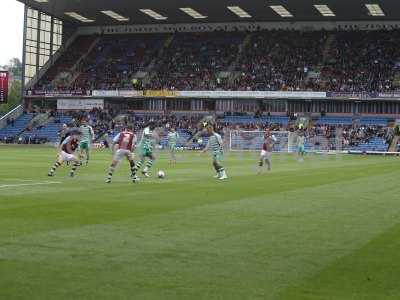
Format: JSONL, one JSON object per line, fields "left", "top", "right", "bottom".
{"left": 48, "top": 130, "right": 82, "bottom": 177}
{"left": 259, "top": 130, "right": 277, "bottom": 173}
{"left": 106, "top": 125, "right": 139, "bottom": 183}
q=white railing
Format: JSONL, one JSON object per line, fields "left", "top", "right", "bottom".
{"left": 0, "top": 105, "right": 24, "bottom": 129}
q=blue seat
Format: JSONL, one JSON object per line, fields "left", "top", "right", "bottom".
{"left": 21, "top": 116, "right": 73, "bottom": 142}
{"left": 0, "top": 114, "right": 34, "bottom": 139}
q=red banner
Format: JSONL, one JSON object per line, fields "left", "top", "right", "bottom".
{"left": 0, "top": 71, "right": 9, "bottom": 103}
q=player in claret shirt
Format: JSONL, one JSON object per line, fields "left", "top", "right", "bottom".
{"left": 258, "top": 130, "right": 277, "bottom": 174}
{"left": 106, "top": 125, "right": 139, "bottom": 183}
{"left": 48, "top": 130, "right": 82, "bottom": 177}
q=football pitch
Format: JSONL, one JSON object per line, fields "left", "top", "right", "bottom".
{"left": 1, "top": 145, "right": 400, "bottom": 299}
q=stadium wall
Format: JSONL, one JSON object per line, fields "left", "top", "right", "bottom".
{"left": 77, "top": 20, "right": 400, "bottom": 36}
{"left": 23, "top": 97, "right": 400, "bottom": 116}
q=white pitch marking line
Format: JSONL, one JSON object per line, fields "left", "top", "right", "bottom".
{"left": 0, "top": 181, "right": 62, "bottom": 189}
{"left": 2, "top": 179, "right": 36, "bottom": 182}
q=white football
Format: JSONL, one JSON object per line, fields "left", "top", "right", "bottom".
{"left": 157, "top": 170, "right": 165, "bottom": 179}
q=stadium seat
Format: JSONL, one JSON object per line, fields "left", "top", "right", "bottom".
{"left": 0, "top": 113, "right": 34, "bottom": 140}
{"left": 20, "top": 116, "right": 72, "bottom": 143}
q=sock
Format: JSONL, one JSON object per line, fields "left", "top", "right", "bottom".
{"left": 134, "top": 161, "right": 143, "bottom": 173}
{"left": 49, "top": 162, "right": 61, "bottom": 174}
{"left": 144, "top": 160, "right": 154, "bottom": 172}
{"left": 213, "top": 164, "right": 219, "bottom": 175}
{"left": 222, "top": 168, "right": 227, "bottom": 177}
{"left": 259, "top": 160, "right": 263, "bottom": 167}
{"left": 70, "top": 162, "right": 80, "bottom": 175}
{"left": 129, "top": 161, "right": 136, "bottom": 176}
{"left": 217, "top": 167, "right": 225, "bottom": 177}
{"left": 107, "top": 166, "right": 115, "bottom": 180}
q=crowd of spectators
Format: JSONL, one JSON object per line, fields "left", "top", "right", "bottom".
{"left": 321, "top": 30, "right": 400, "bottom": 93}
{"left": 2, "top": 135, "right": 47, "bottom": 144}
{"left": 38, "top": 36, "right": 97, "bottom": 91}
{"left": 54, "top": 107, "right": 116, "bottom": 138}
{"left": 228, "top": 31, "right": 326, "bottom": 91}
{"left": 342, "top": 125, "right": 394, "bottom": 147}
{"left": 1, "top": 107, "right": 397, "bottom": 152}
{"left": 103, "top": 112, "right": 394, "bottom": 152}
{"left": 33, "top": 29, "right": 400, "bottom": 93}
{"left": 72, "top": 35, "right": 162, "bottom": 91}
{"left": 141, "top": 32, "right": 243, "bottom": 90}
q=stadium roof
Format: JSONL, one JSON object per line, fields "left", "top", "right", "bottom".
{"left": 18, "top": 0, "right": 400, "bottom": 26}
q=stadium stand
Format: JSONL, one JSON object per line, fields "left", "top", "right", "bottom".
{"left": 20, "top": 116, "right": 72, "bottom": 142}
{"left": 1, "top": 105, "right": 396, "bottom": 155}
{"left": 73, "top": 34, "right": 165, "bottom": 90}
{"left": 359, "top": 116, "right": 390, "bottom": 126}
{"left": 348, "top": 137, "right": 389, "bottom": 152}
{"left": 1, "top": 110, "right": 394, "bottom": 152}
{"left": 322, "top": 30, "right": 400, "bottom": 93}
{"left": 315, "top": 116, "right": 353, "bottom": 125}
{"left": 31, "top": 29, "right": 400, "bottom": 93}
{"left": 0, "top": 113, "right": 34, "bottom": 141}
{"left": 146, "top": 32, "right": 245, "bottom": 90}
{"left": 222, "top": 115, "right": 289, "bottom": 125}
{"left": 37, "top": 36, "right": 98, "bottom": 91}
{"left": 231, "top": 31, "right": 326, "bottom": 91}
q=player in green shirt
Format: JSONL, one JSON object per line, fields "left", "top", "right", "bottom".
{"left": 79, "top": 119, "right": 95, "bottom": 165}
{"left": 167, "top": 127, "right": 180, "bottom": 163}
{"left": 132, "top": 122, "right": 157, "bottom": 178}
{"left": 296, "top": 130, "right": 306, "bottom": 162}
{"left": 202, "top": 123, "right": 228, "bottom": 180}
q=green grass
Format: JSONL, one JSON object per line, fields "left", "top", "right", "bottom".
{"left": 0, "top": 145, "right": 400, "bottom": 299}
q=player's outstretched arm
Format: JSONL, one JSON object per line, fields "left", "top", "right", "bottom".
{"left": 90, "top": 127, "right": 95, "bottom": 141}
